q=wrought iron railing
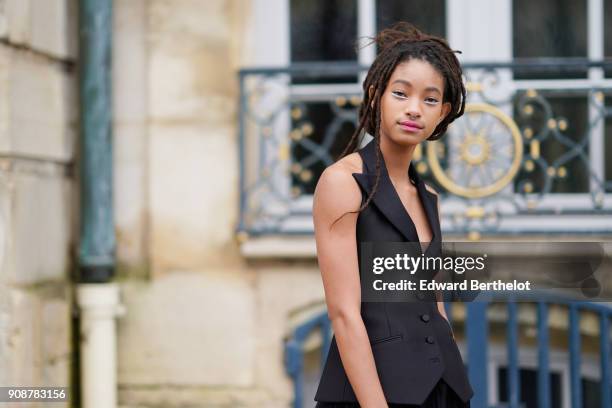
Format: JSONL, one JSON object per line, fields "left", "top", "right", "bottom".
{"left": 237, "top": 60, "right": 612, "bottom": 239}
{"left": 283, "top": 293, "right": 612, "bottom": 408}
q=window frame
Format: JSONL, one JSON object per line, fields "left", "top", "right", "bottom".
{"left": 238, "top": 0, "right": 612, "bottom": 244}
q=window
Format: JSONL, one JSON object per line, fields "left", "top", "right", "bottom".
{"left": 511, "top": 0, "right": 610, "bottom": 195}
{"left": 290, "top": 0, "right": 357, "bottom": 63}
{"left": 606, "top": 95, "right": 612, "bottom": 192}
{"left": 513, "top": 0, "right": 587, "bottom": 80}
{"left": 290, "top": 0, "right": 357, "bottom": 84}
{"left": 288, "top": 0, "right": 447, "bottom": 195}
{"left": 376, "top": 0, "right": 445, "bottom": 38}
{"left": 237, "top": 0, "right": 612, "bottom": 240}
{"left": 605, "top": 0, "right": 612, "bottom": 78}
{"left": 513, "top": 94, "right": 590, "bottom": 193}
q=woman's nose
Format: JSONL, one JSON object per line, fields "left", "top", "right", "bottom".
{"left": 404, "top": 98, "right": 422, "bottom": 118}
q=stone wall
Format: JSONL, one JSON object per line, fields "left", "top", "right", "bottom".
{"left": 0, "top": 0, "right": 77, "bottom": 406}
{"left": 113, "top": 1, "right": 324, "bottom": 407}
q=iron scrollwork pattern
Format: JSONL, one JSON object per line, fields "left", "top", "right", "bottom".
{"left": 237, "top": 61, "right": 612, "bottom": 239}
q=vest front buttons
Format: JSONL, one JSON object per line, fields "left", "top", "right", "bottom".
{"left": 426, "top": 336, "right": 435, "bottom": 344}
{"left": 416, "top": 292, "right": 425, "bottom": 300}
{"left": 421, "top": 313, "right": 430, "bottom": 323}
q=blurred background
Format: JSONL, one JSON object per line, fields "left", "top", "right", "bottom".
{"left": 0, "top": 0, "right": 611, "bottom": 407}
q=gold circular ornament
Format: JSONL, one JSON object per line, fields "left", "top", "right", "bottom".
{"left": 290, "top": 129, "right": 303, "bottom": 141}
{"left": 291, "top": 107, "right": 302, "bottom": 119}
{"left": 301, "top": 123, "right": 313, "bottom": 136}
{"left": 235, "top": 231, "right": 249, "bottom": 243}
{"left": 557, "top": 166, "right": 567, "bottom": 178}
{"left": 427, "top": 103, "right": 524, "bottom": 198}
{"left": 350, "top": 96, "right": 362, "bottom": 106}
{"left": 300, "top": 169, "right": 312, "bottom": 182}
{"left": 290, "top": 163, "right": 302, "bottom": 174}
{"left": 468, "top": 231, "right": 481, "bottom": 241}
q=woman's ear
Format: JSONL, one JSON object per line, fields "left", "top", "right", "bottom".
{"left": 440, "top": 102, "right": 451, "bottom": 122}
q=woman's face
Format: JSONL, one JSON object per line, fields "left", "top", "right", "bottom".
{"left": 377, "top": 58, "right": 451, "bottom": 147}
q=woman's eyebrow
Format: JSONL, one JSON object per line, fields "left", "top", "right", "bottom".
{"left": 391, "top": 79, "right": 442, "bottom": 95}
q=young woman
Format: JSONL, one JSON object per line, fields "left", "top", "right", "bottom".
{"left": 312, "top": 23, "right": 473, "bottom": 408}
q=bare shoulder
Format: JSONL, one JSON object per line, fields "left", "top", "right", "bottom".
{"left": 334, "top": 151, "right": 364, "bottom": 174}
{"left": 313, "top": 153, "right": 363, "bottom": 220}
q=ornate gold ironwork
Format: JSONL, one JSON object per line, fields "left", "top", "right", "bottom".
{"left": 466, "top": 82, "right": 483, "bottom": 92}
{"left": 530, "top": 140, "right": 540, "bottom": 159}
{"left": 291, "top": 107, "right": 302, "bottom": 120}
{"left": 466, "top": 206, "right": 485, "bottom": 218}
{"left": 427, "top": 103, "right": 524, "bottom": 198}
{"left": 279, "top": 143, "right": 289, "bottom": 161}
{"left": 468, "top": 231, "right": 481, "bottom": 241}
{"left": 414, "top": 144, "right": 422, "bottom": 161}
{"left": 416, "top": 162, "right": 428, "bottom": 174}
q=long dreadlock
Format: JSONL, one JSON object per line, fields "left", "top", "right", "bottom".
{"left": 330, "top": 22, "right": 466, "bottom": 229}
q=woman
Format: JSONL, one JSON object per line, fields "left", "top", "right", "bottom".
{"left": 312, "top": 23, "right": 473, "bottom": 407}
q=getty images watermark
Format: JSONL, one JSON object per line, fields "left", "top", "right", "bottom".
{"left": 359, "top": 241, "right": 609, "bottom": 302}
{"left": 370, "top": 251, "right": 531, "bottom": 292}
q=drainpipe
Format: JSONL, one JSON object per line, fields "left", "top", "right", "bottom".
{"left": 77, "top": 1, "right": 123, "bottom": 408}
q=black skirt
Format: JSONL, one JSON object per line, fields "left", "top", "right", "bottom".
{"left": 314, "top": 379, "right": 470, "bottom": 408}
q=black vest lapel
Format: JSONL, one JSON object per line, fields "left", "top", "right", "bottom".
{"left": 351, "top": 140, "right": 439, "bottom": 254}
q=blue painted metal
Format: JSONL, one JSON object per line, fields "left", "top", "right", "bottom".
{"left": 78, "top": 0, "right": 114, "bottom": 282}
{"left": 569, "top": 304, "right": 582, "bottom": 408}
{"left": 239, "top": 59, "right": 612, "bottom": 76}
{"left": 537, "top": 302, "right": 551, "bottom": 408}
{"left": 283, "top": 312, "right": 331, "bottom": 408}
{"left": 507, "top": 301, "right": 520, "bottom": 408}
{"left": 445, "top": 301, "right": 453, "bottom": 325}
{"left": 237, "top": 73, "right": 247, "bottom": 234}
{"left": 466, "top": 302, "right": 488, "bottom": 408}
{"left": 284, "top": 292, "right": 612, "bottom": 408}
{"left": 236, "top": 60, "right": 612, "bottom": 238}
{"left": 600, "top": 312, "right": 611, "bottom": 408}
{"left": 320, "top": 315, "right": 332, "bottom": 364}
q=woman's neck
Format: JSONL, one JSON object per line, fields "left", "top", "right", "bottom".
{"left": 379, "top": 136, "right": 417, "bottom": 185}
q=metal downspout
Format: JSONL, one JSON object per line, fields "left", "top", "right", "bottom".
{"left": 77, "top": 1, "right": 123, "bottom": 407}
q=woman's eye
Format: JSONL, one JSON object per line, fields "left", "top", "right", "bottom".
{"left": 425, "top": 97, "right": 439, "bottom": 105}
{"left": 392, "top": 91, "right": 407, "bottom": 98}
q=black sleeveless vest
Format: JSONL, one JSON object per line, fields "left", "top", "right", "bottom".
{"left": 314, "top": 140, "right": 474, "bottom": 405}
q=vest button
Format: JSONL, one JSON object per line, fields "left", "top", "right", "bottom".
{"left": 426, "top": 336, "right": 435, "bottom": 344}
{"left": 416, "top": 292, "right": 425, "bottom": 300}
{"left": 421, "top": 313, "right": 431, "bottom": 322}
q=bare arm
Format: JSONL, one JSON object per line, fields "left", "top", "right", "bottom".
{"left": 313, "top": 165, "right": 388, "bottom": 408}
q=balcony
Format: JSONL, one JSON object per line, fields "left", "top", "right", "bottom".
{"left": 236, "top": 59, "right": 612, "bottom": 252}
{"left": 283, "top": 291, "right": 612, "bottom": 408}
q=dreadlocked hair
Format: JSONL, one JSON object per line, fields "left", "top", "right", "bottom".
{"left": 330, "top": 22, "right": 465, "bottom": 230}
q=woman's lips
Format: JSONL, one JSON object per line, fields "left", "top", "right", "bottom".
{"left": 398, "top": 122, "right": 423, "bottom": 132}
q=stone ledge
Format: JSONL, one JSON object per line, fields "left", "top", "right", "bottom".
{"left": 238, "top": 233, "right": 612, "bottom": 259}
{"left": 239, "top": 235, "right": 316, "bottom": 259}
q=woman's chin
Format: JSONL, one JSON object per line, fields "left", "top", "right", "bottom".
{"left": 389, "top": 133, "right": 428, "bottom": 147}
